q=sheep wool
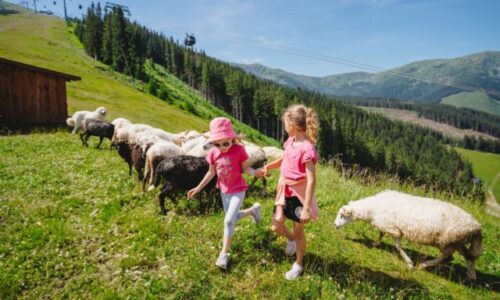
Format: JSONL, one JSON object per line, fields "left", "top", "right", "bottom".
{"left": 335, "top": 190, "right": 482, "bottom": 281}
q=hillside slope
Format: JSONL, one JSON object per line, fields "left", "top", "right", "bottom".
{"left": 237, "top": 51, "right": 500, "bottom": 106}
{"left": 0, "top": 4, "right": 274, "bottom": 145}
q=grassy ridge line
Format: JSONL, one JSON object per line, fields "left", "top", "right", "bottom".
{"left": 441, "top": 91, "right": 500, "bottom": 117}
{"left": 0, "top": 132, "right": 498, "bottom": 299}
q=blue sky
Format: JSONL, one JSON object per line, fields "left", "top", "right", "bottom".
{"left": 17, "top": 0, "right": 500, "bottom": 76}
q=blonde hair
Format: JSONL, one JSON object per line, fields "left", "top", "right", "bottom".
{"left": 283, "top": 104, "right": 318, "bottom": 143}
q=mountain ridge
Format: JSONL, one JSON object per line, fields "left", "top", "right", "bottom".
{"left": 235, "top": 51, "right": 500, "bottom": 108}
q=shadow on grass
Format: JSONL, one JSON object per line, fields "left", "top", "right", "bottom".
{"left": 350, "top": 237, "right": 500, "bottom": 292}
{"left": 253, "top": 240, "right": 431, "bottom": 297}
{"left": 158, "top": 191, "right": 223, "bottom": 217}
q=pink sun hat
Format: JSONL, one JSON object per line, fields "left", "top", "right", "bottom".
{"left": 209, "top": 117, "right": 239, "bottom": 142}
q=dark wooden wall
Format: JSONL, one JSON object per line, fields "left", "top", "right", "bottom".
{"left": 0, "top": 63, "right": 68, "bottom": 125}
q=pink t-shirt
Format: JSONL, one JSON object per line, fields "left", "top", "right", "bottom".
{"left": 206, "top": 143, "right": 249, "bottom": 194}
{"left": 280, "top": 137, "right": 318, "bottom": 196}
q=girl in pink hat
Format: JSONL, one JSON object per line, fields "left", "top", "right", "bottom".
{"left": 187, "top": 117, "right": 263, "bottom": 270}
{"left": 260, "top": 104, "right": 319, "bottom": 280}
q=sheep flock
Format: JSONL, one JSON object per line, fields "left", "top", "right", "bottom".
{"left": 66, "top": 107, "right": 283, "bottom": 215}
{"left": 67, "top": 107, "right": 484, "bottom": 282}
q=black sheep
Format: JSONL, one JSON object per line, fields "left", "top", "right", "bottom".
{"left": 148, "top": 155, "right": 219, "bottom": 215}
{"left": 80, "top": 119, "right": 114, "bottom": 149}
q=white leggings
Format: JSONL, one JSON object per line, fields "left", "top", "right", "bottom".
{"left": 221, "top": 191, "right": 246, "bottom": 238}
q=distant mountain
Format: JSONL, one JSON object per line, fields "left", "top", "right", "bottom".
{"left": 235, "top": 51, "right": 500, "bottom": 104}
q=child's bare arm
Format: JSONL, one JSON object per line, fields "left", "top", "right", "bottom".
{"left": 263, "top": 154, "right": 285, "bottom": 172}
{"left": 187, "top": 165, "right": 216, "bottom": 199}
{"left": 301, "top": 160, "right": 316, "bottom": 223}
{"left": 241, "top": 159, "right": 256, "bottom": 176}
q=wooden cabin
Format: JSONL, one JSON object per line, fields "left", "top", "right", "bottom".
{"left": 0, "top": 57, "right": 81, "bottom": 127}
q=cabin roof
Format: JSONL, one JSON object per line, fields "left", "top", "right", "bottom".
{"left": 0, "top": 57, "right": 81, "bottom": 81}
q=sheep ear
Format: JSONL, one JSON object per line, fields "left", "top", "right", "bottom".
{"left": 342, "top": 206, "right": 353, "bottom": 216}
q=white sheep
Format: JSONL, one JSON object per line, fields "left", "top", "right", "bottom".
{"left": 143, "top": 141, "right": 185, "bottom": 189}
{"left": 185, "top": 138, "right": 212, "bottom": 157}
{"left": 262, "top": 146, "right": 284, "bottom": 162}
{"left": 182, "top": 136, "right": 208, "bottom": 153}
{"left": 111, "top": 118, "right": 132, "bottom": 131}
{"left": 334, "top": 190, "right": 482, "bottom": 281}
{"left": 127, "top": 124, "right": 153, "bottom": 145}
{"left": 66, "top": 107, "right": 107, "bottom": 134}
{"left": 112, "top": 124, "right": 132, "bottom": 145}
{"left": 243, "top": 144, "right": 267, "bottom": 195}
{"left": 148, "top": 128, "right": 182, "bottom": 145}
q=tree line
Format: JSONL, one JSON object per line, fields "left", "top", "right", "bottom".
{"left": 73, "top": 4, "right": 483, "bottom": 200}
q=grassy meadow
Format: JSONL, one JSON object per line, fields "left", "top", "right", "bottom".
{"left": 1, "top": 132, "right": 499, "bottom": 299}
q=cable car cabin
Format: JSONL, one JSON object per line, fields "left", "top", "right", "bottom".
{"left": 184, "top": 34, "right": 196, "bottom": 47}
{"left": 0, "top": 57, "right": 81, "bottom": 128}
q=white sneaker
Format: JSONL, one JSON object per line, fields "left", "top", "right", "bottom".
{"left": 285, "top": 240, "right": 296, "bottom": 256}
{"left": 285, "top": 262, "right": 303, "bottom": 280}
{"left": 215, "top": 252, "right": 229, "bottom": 270}
{"left": 252, "top": 203, "right": 261, "bottom": 223}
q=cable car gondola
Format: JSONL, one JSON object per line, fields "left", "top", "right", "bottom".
{"left": 184, "top": 33, "right": 196, "bottom": 47}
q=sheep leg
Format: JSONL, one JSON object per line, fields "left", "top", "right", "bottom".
{"left": 84, "top": 134, "right": 91, "bottom": 147}
{"left": 418, "top": 252, "right": 451, "bottom": 269}
{"left": 373, "top": 231, "right": 385, "bottom": 247}
{"left": 260, "top": 177, "right": 267, "bottom": 197}
{"left": 159, "top": 182, "right": 173, "bottom": 215}
{"left": 248, "top": 176, "right": 258, "bottom": 191}
{"left": 394, "top": 237, "right": 414, "bottom": 269}
{"left": 456, "top": 244, "right": 477, "bottom": 281}
{"left": 96, "top": 136, "right": 104, "bottom": 149}
{"left": 79, "top": 133, "right": 86, "bottom": 146}
{"left": 159, "top": 189, "right": 168, "bottom": 215}
{"left": 142, "top": 161, "right": 151, "bottom": 191}
{"left": 465, "top": 260, "right": 477, "bottom": 281}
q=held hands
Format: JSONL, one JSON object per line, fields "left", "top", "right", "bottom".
{"left": 254, "top": 166, "right": 269, "bottom": 178}
{"left": 300, "top": 207, "right": 311, "bottom": 223}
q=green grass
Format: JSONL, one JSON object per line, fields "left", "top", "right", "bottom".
{"left": 456, "top": 147, "right": 500, "bottom": 201}
{"left": 441, "top": 91, "right": 500, "bottom": 116}
{"left": 0, "top": 132, "right": 499, "bottom": 299}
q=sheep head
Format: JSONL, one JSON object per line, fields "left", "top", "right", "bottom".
{"left": 96, "top": 107, "right": 107, "bottom": 117}
{"left": 334, "top": 206, "right": 354, "bottom": 228}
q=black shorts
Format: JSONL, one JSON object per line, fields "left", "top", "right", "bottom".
{"left": 274, "top": 196, "right": 303, "bottom": 223}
